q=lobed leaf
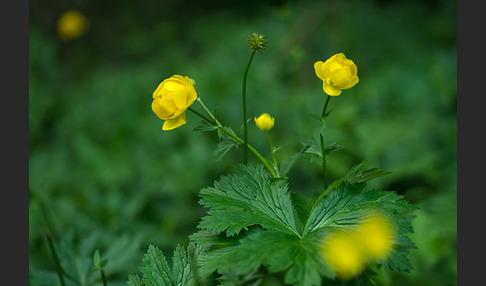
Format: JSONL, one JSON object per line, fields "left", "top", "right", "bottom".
{"left": 303, "top": 182, "right": 418, "bottom": 273}
{"left": 135, "top": 243, "right": 206, "bottom": 286}
{"left": 140, "top": 245, "right": 172, "bottom": 286}
{"left": 326, "top": 160, "right": 391, "bottom": 192}
{"left": 198, "top": 164, "right": 299, "bottom": 237}
{"left": 198, "top": 229, "right": 333, "bottom": 286}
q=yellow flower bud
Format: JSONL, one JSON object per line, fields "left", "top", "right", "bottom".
{"left": 152, "top": 75, "right": 198, "bottom": 131}
{"left": 56, "top": 10, "right": 89, "bottom": 41}
{"left": 314, "top": 53, "right": 359, "bottom": 96}
{"left": 254, "top": 113, "right": 275, "bottom": 131}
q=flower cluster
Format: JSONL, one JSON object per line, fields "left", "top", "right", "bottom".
{"left": 144, "top": 40, "right": 418, "bottom": 286}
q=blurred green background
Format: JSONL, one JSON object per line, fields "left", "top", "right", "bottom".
{"left": 29, "top": 0, "right": 456, "bottom": 285}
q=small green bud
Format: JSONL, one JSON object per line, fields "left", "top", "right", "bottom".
{"left": 247, "top": 32, "right": 267, "bottom": 53}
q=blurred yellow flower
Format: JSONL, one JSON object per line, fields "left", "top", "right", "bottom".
{"left": 321, "top": 211, "right": 396, "bottom": 280}
{"left": 152, "top": 75, "right": 198, "bottom": 131}
{"left": 314, "top": 53, "right": 359, "bottom": 96}
{"left": 57, "top": 10, "right": 89, "bottom": 41}
{"left": 322, "top": 231, "right": 366, "bottom": 280}
{"left": 254, "top": 113, "right": 275, "bottom": 131}
{"left": 357, "top": 212, "right": 396, "bottom": 261}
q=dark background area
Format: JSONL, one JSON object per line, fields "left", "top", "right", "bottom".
{"left": 29, "top": 0, "right": 457, "bottom": 285}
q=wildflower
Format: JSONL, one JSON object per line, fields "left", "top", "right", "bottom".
{"left": 320, "top": 211, "right": 396, "bottom": 280}
{"left": 254, "top": 113, "right": 275, "bottom": 131}
{"left": 314, "top": 53, "right": 359, "bottom": 96}
{"left": 356, "top": 212, "right": 396, "bottom": 261}
{"left": 57, "top": 10, "right": 89, "bottom": 41}
{"left": 322, "top": 231, "right": 366, "bottom": 280}
{"left": 152, "top": 75, "right": 198, "bottom": 131}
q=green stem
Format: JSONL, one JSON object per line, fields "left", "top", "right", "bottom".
{"left": 100, "top": 270, "right": 108, "bottom": 286}
{"left": 242, "top": 50, "right": 256, "bottom": 164}
{"left": 320, "top": 95, "right": 331, "bottom": 189}
{"left": 188, "top": 101, "right": 277, "bottom": 178}
{"left": 46, "top": 233, "right": 66, "bottom": 286}
{"left": 321, "top": 94, "right": 331, "bottom": 118}
{"left": 187, "top": 105, "right": 214, "bottom": 126}
{"left": 267, "top": 131, "right": 280, "bottom": 177}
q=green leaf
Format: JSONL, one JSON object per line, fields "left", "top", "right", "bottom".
{"left": 327, "top": 160, "right": 391, "bottom": 192}
{"left": 172, "top": 244, "right": 192, "bottom": 286}
{"left": 307, "top": 113, "right": 323, "bottom": 122}
{"left": 198, "top": 164, "right": 299, "bottom": 237}
{"left": 216, "top": 268, "right": 263, "bottom": 286}
{"left": 199, "top": 229, "right": 333, "bottom": 286}
{"left": 92, "top": 249, "right": 107, "bottom": 271}
{"left": 216, "top": 125, "right": 237, "bottom": 142}
{"left": 303, "top": 182, "right": 418, "bottom": 273}
{"left": 189, "top": 230, "right": 240, "bottom": 247}
{"left": 278, "top": 153, "right": 300, "bottom": 177}
{"left": 303, "top": 183, "right": 367, "bottom": 236}
{"left": 194, "top": 165, "right": 417, "bottom": 284}
{"left": 214, "top": 140, "right": 238, "bottom": 161}
{"left": 193, "top": 121, "right": 218, "bottom": 132}
{"left": 127, "top": 274, "right": 144, "bottom": 286}
{"left": 140, "top": 245, "right": 172, "bottom": 286}
{"left": 135, "top": 243, "right": 207, "bottom": 286}
{"left": 93, "top": 250, "right": 101, "bottom": 268}
{"left": 301, "top": 137, "right": 343, "bottom": 166}
{"left": 238, "top": 117, "right": 253, "bottom": 136}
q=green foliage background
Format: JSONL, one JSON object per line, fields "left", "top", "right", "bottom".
{"left": 29, "top": 0, "right": 456, "bottom": 285}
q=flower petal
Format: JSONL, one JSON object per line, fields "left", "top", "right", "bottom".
{"left": 183, "top": 76, "right": 198, "bottom": 105}
{"left": 331, "top": 66, "right": 353, "bottom": 87}
{"left": 162, "top": 113, "right": 187, "bottom": 130}
{"left": 341, "top": 76, "right": 359, "bottom": 89}
{"left": 163, "top": 79, "right": 188, "bottom": 109}
{"left": 323, "top": 83, "right": 342, "bottom": 96}
{"left": 314, "top": 61, "right": 326, "bottom": 80}
{"left": 152, "top": 98, "right": 177, "bottom": 120}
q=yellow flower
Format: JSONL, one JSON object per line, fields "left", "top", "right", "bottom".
{"left": 254, "top": 113, "right": 275, "bottom": 131}
{"left": 152, "top": 75, "right": 198, "bottom": 131}
{"left": 322, "top": 231, "right": 366, "bottom": 280}
{"left": 356, "top": 213, "right": 396, "bottom": 261}
{"left": 314, "top": 53, "right": 359, "bottom": 96}
{"left": 57, "top": 10, "right": 89, "bottom": 41}
{"left": 320, "top": 212, "right": 396, "bottom": 280}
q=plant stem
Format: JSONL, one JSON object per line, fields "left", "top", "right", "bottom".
{"left": 321, "top": 95, "right": 331, "bottom": 118}
{"left": 188, "top": 102, "right": 277, "bottom": 178}
{"left": 267, "top": 131, "right": 280, "bottom": 177}
{"left": 100, "top": 270, "right": 108, "bottom": 286}
{"left": 187, "top": 105, "right": 214, "bottom": 126}
{"left": 46, "top": 233, "right": 66, "bottom": 286}
{"left": 242, "top": 50, "right": 256, "bottom": 164}
{"left": 320, "top": 95, "right": 331, "bottom": 189}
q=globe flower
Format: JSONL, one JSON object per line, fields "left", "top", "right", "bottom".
{"left": 57, "top": 10, "right": 89, "bottom": 41}
{"left": 254, "top": 113, "right": 274, "bottom": 131}
{"left": 322, "top": 231, "right": 366, "bottom": 280}
{"left": 152, "top": 75, "right": 198, "bottom": 131}
{"left": 314, "top": 53, "right": 359, "bottom": 96}
{"left": 356, "top": 213, "right": 396, "bottom": 261}
{"left": 320, "top": 211, "right": 396, "bottom": 280}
